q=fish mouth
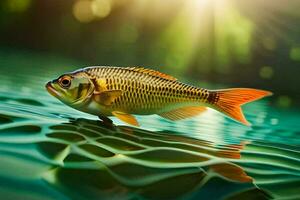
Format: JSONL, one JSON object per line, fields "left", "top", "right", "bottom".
{"left": 46, "top": 81, "right": 59, "bottom": 97}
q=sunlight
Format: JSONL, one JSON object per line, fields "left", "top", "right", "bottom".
{"left": 149, "top": 0, "right": 213, "bottom": 74}
{"left": 214, "top": 0, "right": 253, "bottom": 73}
{"left": 71, "top": 0, "right": 254, "bottom": 74}
{"left": 142, "top": 0, "right": 254, "bottom": 75}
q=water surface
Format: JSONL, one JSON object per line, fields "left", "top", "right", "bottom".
{"left": 0, "top": 54, "right": 300, "bottom": 200}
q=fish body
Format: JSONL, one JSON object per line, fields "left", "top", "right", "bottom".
{"left": 83, "top": 67, "right": 209, "bottom": 114}
{"left": 46, "top": 66, "right": 272, "bottom": 126}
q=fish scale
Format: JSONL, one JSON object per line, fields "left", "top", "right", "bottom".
{"left": 84, "top": 66, "right": 208, "bottom": 113}
{"left": 47, "top": 66, "right": 272, "bottom": 126}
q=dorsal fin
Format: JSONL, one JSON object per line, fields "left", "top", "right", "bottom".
{"left": 128, "top": 67, "right": 177, "bottom": 81}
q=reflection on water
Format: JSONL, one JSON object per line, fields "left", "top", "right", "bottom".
{"left": 0, "top": 71, "right": 300, "bottom": 199}
{"left": 41, "top": 119, "right": 255, "bottom": 199}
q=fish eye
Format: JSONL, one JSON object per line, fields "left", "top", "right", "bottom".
{"left": 59, "top": 76, "right": 71, "bottom": 88}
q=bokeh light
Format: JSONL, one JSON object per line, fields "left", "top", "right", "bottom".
{"left": 4, "top": 0, "right": 31, "bottom": 13}
{"left": 73, "top": 0, "right": 95, "bottom": 23}
{"left": 91, "top": 0, "right": 111, "bottom": 18}
{"left": 259, "top": 66, "right": 274, "bottom": 79}
{"left": 276, "top": 95, "right": 292, "bottom": 108}
{"left": 72, "top": 0, "right": 112, "bottom": 23}
{"left": 290, "top": 47, "right": 300, "bottom": 61}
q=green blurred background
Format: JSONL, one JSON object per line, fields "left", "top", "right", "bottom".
{"left": 0, "top": 0, "right": 299, "bottom": 106}
{"left": 0, "top": 2, "right": 300, "bottom": 199}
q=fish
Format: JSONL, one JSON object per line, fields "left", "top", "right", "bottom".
{"left": 46, "top": 66, "right": 272, "bottom": 126}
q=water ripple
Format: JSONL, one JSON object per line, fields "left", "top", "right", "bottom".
{"left": 0, "top": 87, "right": 299, "bottom": 199}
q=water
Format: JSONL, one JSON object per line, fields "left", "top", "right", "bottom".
{"left": 0, "top": 54, "right": 300, "bottom": 200}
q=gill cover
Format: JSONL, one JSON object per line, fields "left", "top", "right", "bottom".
{"left": 47, "top": 72, "right": 95, "bottom": 106}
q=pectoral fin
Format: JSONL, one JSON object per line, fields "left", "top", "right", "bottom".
{"left": 93, "top": 90, "right": 123, "bottom": 106}
{"left": 158, "top": 106, "right": 207, "bottom": 121}
{"left": 112, "top": 111, "right": 139, "bottom": 126}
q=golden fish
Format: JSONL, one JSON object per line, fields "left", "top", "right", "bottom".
{"left": 46, "top": 66, "right": 272, "bottom": 126}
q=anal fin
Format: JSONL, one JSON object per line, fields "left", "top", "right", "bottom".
{"left": 112, "top": 111, "right": 139, "bottom": 126}
{"left": 158, "top": 106, "right": 207, "bottom": 121}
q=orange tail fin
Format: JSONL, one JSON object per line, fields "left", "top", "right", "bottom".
{"left": 208, "top": 88, "right": 272, "bottom": 126}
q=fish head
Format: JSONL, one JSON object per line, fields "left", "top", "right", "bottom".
{"left": 46, "top": 71, "right": 95, "bottom": 106}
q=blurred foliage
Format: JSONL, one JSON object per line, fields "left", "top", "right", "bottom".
{"left": 0, "top": 0, "right": 300, "bottom": 102}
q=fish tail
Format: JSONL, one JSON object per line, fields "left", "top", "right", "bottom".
{"left": 207, "top": 88, "right": 272, "bottom": 126}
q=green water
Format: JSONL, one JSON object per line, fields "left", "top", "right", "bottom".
{"left": 0, "top": 51, "right": 300, "bottom": 200}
